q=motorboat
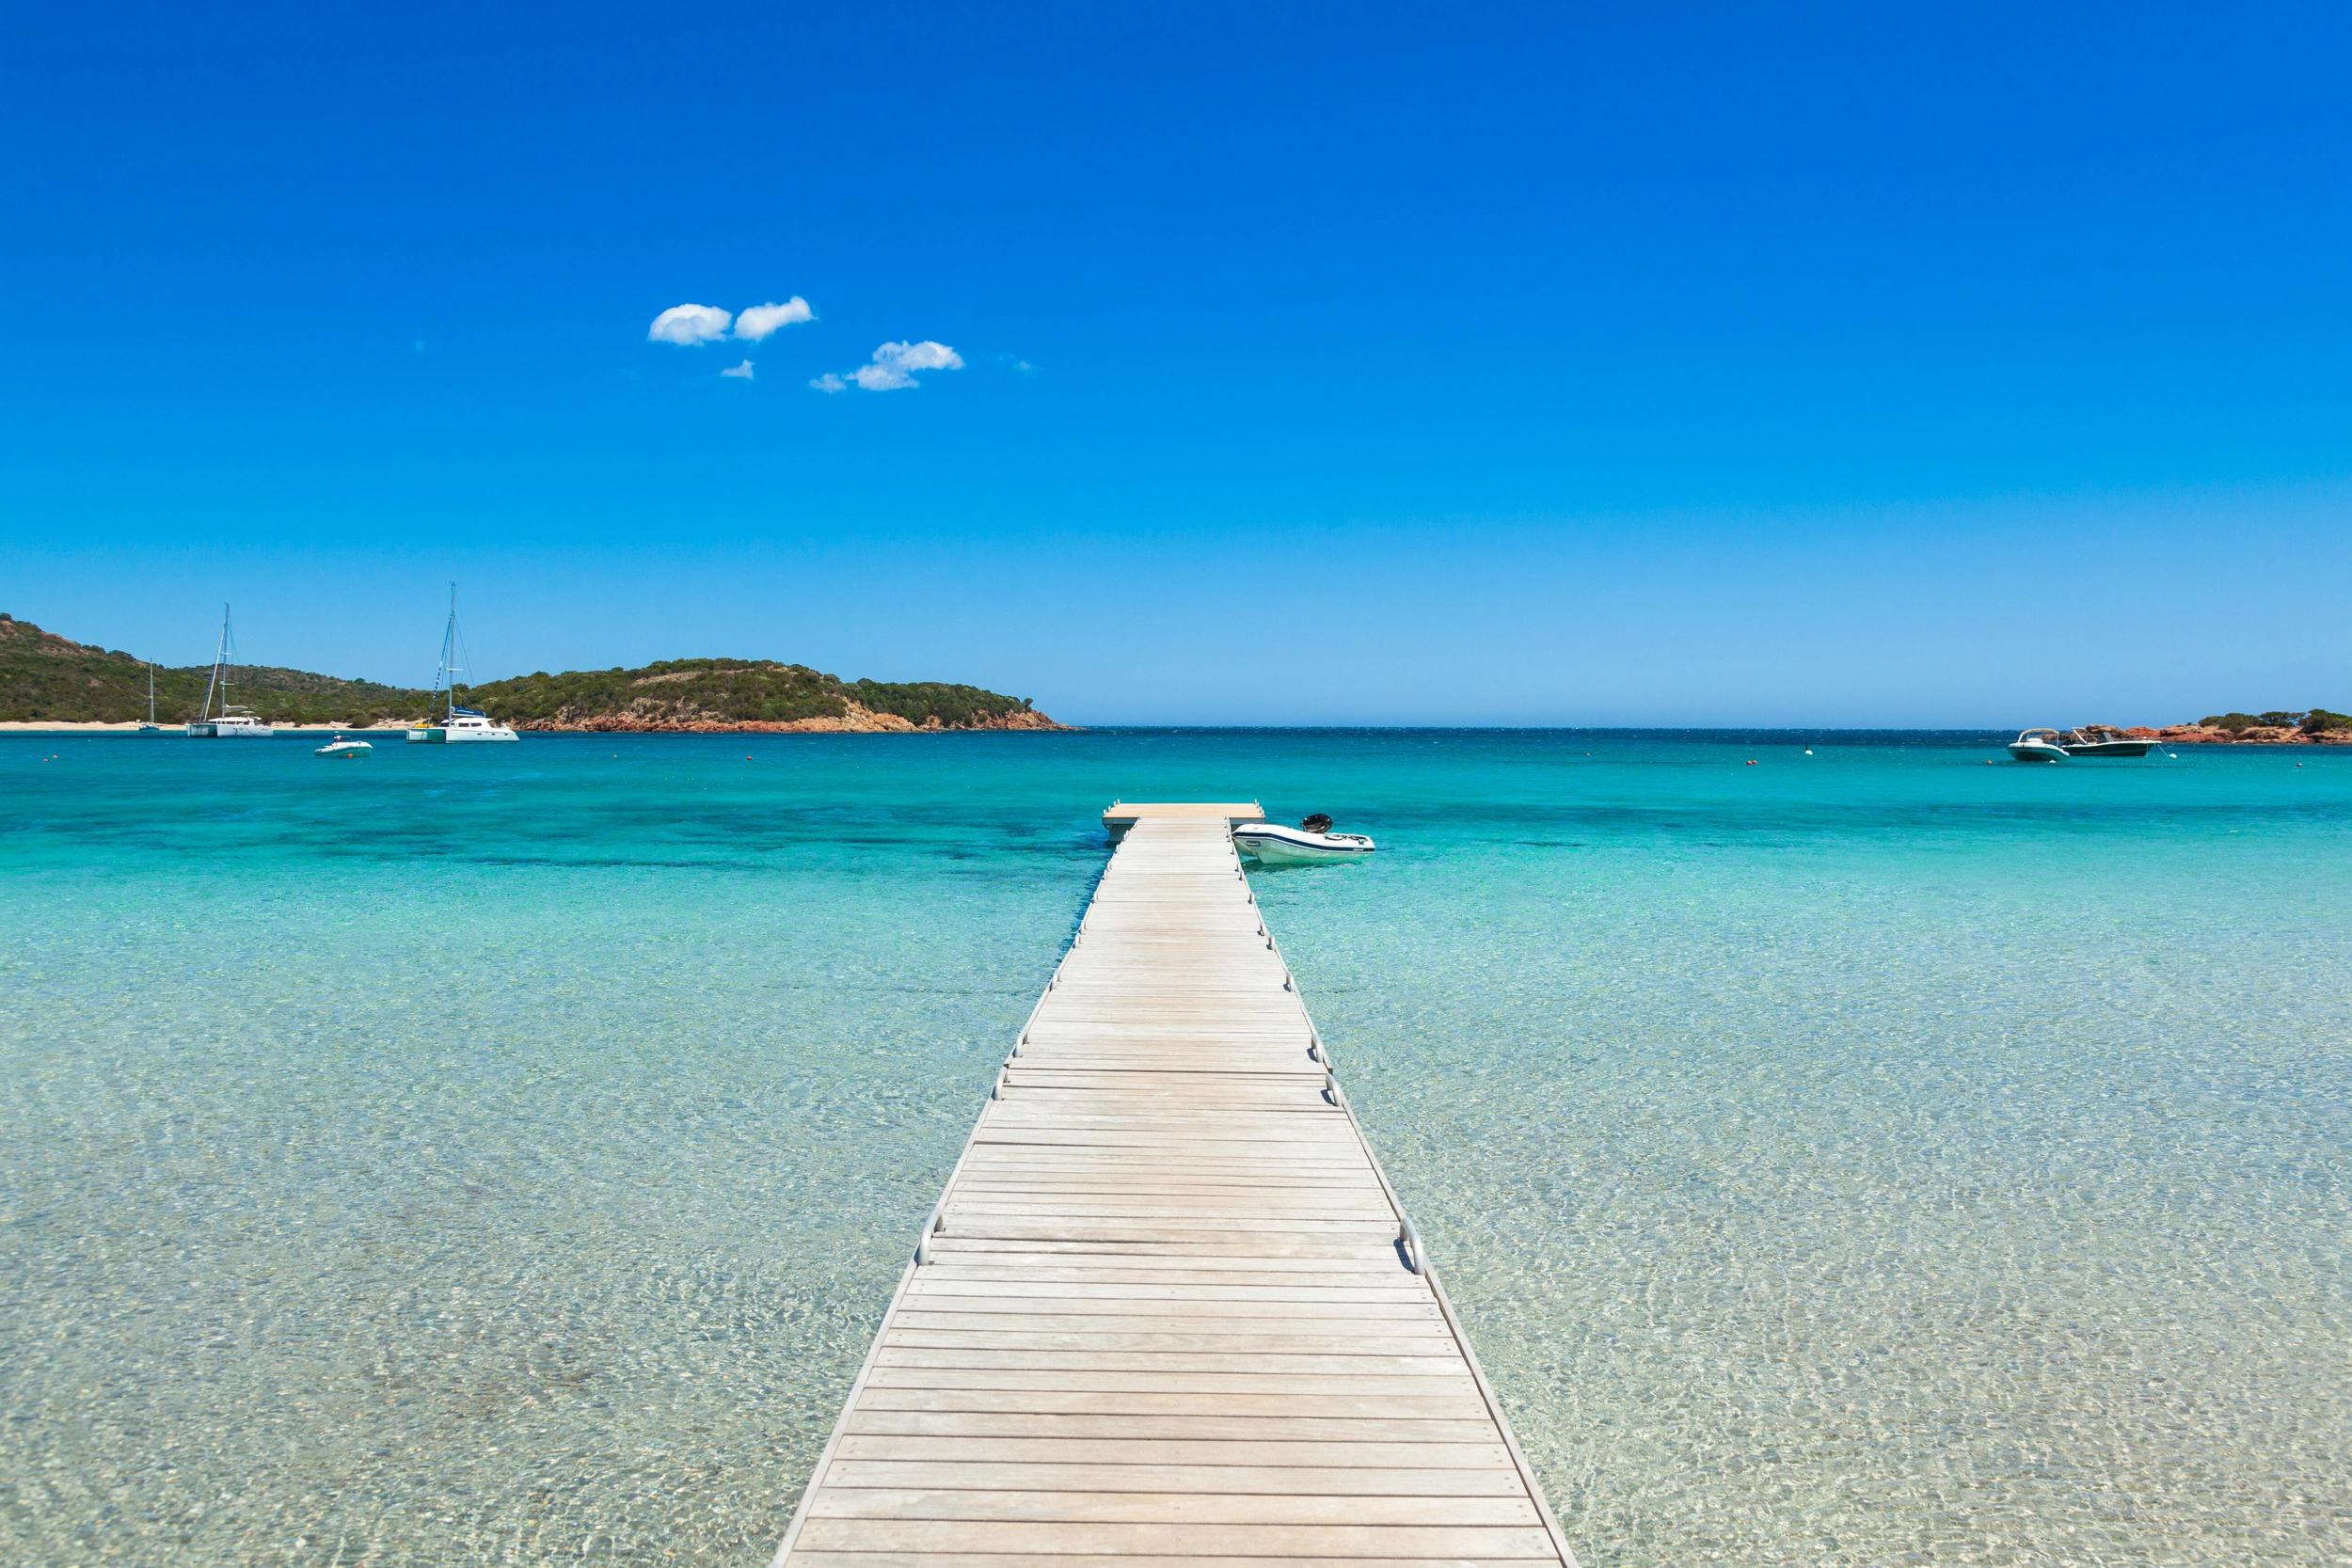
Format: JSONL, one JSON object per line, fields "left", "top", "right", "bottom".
{"left": 1233, "top": 814, "right": 1376, "bottom": 864}
{"left": 2058, "top": 726, "right": 2155, "bottom": 757}
{"left": 2008, "top": 726, "right": 2156, "bottom": 762}
{"left": 407, "top": 585, "right": 519, "bottom": 743}
{"left": 315, "top": 736, "right": 373, "bottom": 757}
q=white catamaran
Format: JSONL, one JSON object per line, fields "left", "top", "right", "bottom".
{"left": 408, "top": 585, "right": 517, "bottom": 743}
{"left": 185, "top": 606, "right": 275, "bottom": 737}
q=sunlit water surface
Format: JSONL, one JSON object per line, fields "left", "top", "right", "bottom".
{"left": 3, "top": 730, "right": 2346, "bottom": 1566}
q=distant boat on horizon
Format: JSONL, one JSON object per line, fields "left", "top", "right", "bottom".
{"left": 136, "top": 662, "right": 167, "bottom": 736}
{"left": 407, "top": 584, "right": 517, "bottom": 744}
{"left": 185, "top": 606, "right": 274, "bottom": 738}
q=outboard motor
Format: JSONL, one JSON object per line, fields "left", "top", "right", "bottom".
{"left": 1300, "top": 813, "right": 1334, "bottom": 834}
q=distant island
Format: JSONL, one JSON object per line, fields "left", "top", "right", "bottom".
{"left": 0, "top": 612, "right": 1065, "bottom": 732}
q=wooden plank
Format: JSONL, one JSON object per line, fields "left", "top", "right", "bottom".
{"left": 859, "top": 1369, "right": 1481, "bottom": 1396}
{"left": 872, "top": 1353, "right": 1473, "bottom": 1379}
{"left": 794, "top": 1521, "right": 1559, "bottom": 1556}
{"left": 806, "top": 1491, "right": 1541, "bottom": 1526}
{"left": 850, "top": 1386, "right": 1491, "bottom": 1419}
{"left": 787, "top": 1556, "right": 1546, "bottom": 1568}
{"left": 830, "top": 1436, "right": 1515, "bottom": 1467}
{"left": 884, "top": 1312, "right": 1444, "bottom": 1336}
{"left": 902, "top": 1278, "right": 1437, "bottom": 1302}
{"left": 844, "top": 1410, "right": 1502, "bottom": 1443}
{"left": 820, "top": 1461, "right": 1529, "bottom": 1497}
{"left": 895, "top": 1293, "right": 1439, "bottom": 1317}
{"left": 884, "top": 1335, "right": 1458, "bottom": 1363}
{"left": 923, "top": 1237, "right": 1406, "bottom": 1260}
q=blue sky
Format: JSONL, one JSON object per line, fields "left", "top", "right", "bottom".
{"left": 4, "top": 2, "right": 2347, "bottom": 724}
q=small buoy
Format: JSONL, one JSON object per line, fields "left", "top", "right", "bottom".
{"left": 1745, "top": 759, "right": 1757, "bottom": 767}
{"left": 1804, "top": 748, "right": 1814, "bottom": 755}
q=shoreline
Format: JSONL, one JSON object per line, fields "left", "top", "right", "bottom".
{"left": 0, "top": 719, "right": 1073, "bottom": 735}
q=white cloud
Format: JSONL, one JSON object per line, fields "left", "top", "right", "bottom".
{"left": 833, "top": 339, "right": 965, "bottom": 391}
{"left": 647, "top": 303, "right": 733, "bottom": 345}
{"left": 720, "top": 359, "right": 755, "bottom": 380}
{"left": 809, "top": 372, "right": 849, "bottom": 393}
{"left": 734, "top": 297, "right": 814, "bottom": 341}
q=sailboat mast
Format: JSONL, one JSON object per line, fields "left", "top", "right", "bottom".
{"left": 147, "top": 662, "right": 155, "bottom": 723}
{"left": 200, "top": 607, "right": 227, "bottom": 721}
{"left": 436, "top": 582, "right": 459, "bottom": 721}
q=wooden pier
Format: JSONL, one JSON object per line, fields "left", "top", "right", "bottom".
{"left": 771, "top": 804, "right": 1577, "bottom": 1567}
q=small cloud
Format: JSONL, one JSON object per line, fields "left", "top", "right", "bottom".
{"left": 647, "top": 304, "right": 732, "bottom": 345}
{"left": 828, "top": 339, "right": 965, "bottom": 391}
{"left": 734, "top": 297, "right": 814, "bottom": 341}
{"left": 720, "top": 359, "right": 755, "bottom": 380}
{"left": 809, "top": 372, "right": 849, "bottom": 393}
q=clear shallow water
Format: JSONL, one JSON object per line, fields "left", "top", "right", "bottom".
{"left": 3, "top": 730, "right": 2346, "bottom": 1567}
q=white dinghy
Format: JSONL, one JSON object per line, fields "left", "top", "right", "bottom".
{"left": 1233, "top": 814, "right": 1376, "bottom": 865}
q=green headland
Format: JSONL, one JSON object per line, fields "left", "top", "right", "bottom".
{"left": 0, "top": 613, "right": 1059, "bottom": 731}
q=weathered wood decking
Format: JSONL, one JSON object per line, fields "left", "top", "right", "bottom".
{"left": 771, "top": 809, "right": 1577, "bottom": 1566}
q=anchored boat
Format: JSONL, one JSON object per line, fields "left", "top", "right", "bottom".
{"left": 2058, "top": 726, "right": 2155, "bottom": 757}
{"left": 136, "top": 663, "right": 168, "bottom": 736}
{"left": 407, "top": 584, "right": 518, "bottom": 743}
{"left": 185, "top": 606, "right": 276, "bottom": 737}
{"left": 1233, "top": 813, "right": 1376, "bottom": 864}
{"left": 315, "top": 736, "right": 373, "bottom": 758}
{"left": 2009, "top": 726, "right": 2156, "bottom": 762}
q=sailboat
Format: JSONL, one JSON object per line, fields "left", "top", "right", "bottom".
{"left": 136, "top": 662, "right": 168, "bottom": 735}
{"left": 406, "top": 585, "right": 517, "bottom": 743}
{"left": 185, "top": 607, "right": 275, "bottom": 737}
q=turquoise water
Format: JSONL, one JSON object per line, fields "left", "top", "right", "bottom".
{"left": 3, "top": 730, "right": 2346, "bottom": 1567}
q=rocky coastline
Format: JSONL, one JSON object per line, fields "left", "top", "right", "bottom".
{"left": 2124, "top": 722, "right": 2351, "bottom": 747}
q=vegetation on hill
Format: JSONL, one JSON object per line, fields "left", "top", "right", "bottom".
{"left": 1, "top": 614, "right": 1056, "bottom": 731}
{"left": 468, "top": 658, "right": 1043, "bottom": 729}
{"left": 2198, "top": 708, "right": 2351, "bottom": 736}
{"left": 0, "top": 613, "right": 421, "bottom": 724}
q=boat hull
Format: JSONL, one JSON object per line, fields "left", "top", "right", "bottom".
{"left": 2008, "top": 742, "right": 2069, "bottom": 762}
{"left": 409, "top": 721, "right": 517, "bottom": 743}
{"left": 2062, "top": 740, "right": 2153, "bottom": 757}
{"left": 186, "top": 722, "right": 275, "bottom": 738}
{"left": 1233, "top": 825, "right": 1376, "bottom": 864}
